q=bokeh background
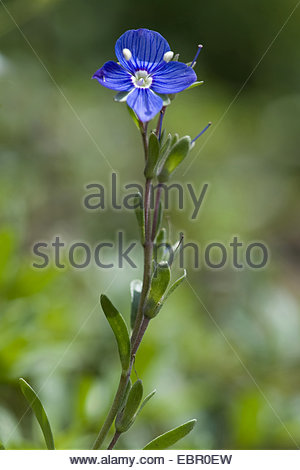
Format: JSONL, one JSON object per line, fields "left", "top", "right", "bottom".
{"left": 1, "top": 0, "right": 300, "bottom": 450}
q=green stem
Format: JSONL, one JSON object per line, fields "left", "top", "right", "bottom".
{"left": 92, "top": 372, "right": 128, "bottom": 450}
{"left": 107, "top": 316, "right": 150, "bottom": 450}
{"left": 92, "top": 123, "right": 153, "bottom": 450}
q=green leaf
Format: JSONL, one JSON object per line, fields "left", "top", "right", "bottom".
{"left": 155, "top": 134, "right": 172, "bottom": 174}
{"left": 160, "top": 133, "right": 172, "bottom": 157}
{"left": 165, "top": 270, "right": 186, "bottom": 300}
{"left": 144, "top": 132, "right": 160, "bottom": 179}
{"left": 130, "top": 279, "right": 142, "bottom": 330}
{"left": 100, "top": 295, "right": 131, "bottom": 372}
{"left": 137, "top": 389, "right": 156, "bottom": 416}
{"left": 118, "top": 379, "right": 132, "bottom": 413}
{"left": 154, "top": 228, "right": 172, "bottom": 263}
{"left": 170, "top": 133, "right": 179, "bottom": 147}
{"left": 143, "top": 419, "right": 197, "bottom": 450}
{"left": 186, "top": 80, "right": 204, "bottom": 90}
{"left": 158, "top": 136, "right": 191, "bottom": 183}
{"left": 19, "top": 378, "right": 55, "bottom": 450}
{"left": 156, "top": 228, "right": 167, "bottom": 246}
{"left": 115, "top": 380, "right": 143, "bottom": 433}
{"left": 126, "top": 105, "right": 140, "bottom": 130}
{"left": 144, "top": 262, "right": 171, "bottom": 318}
{"left": 159, "top": 128, "right": 166, "bottom": 144}
{"left": 133, "top": 193, "right": 145, "bottom": 244}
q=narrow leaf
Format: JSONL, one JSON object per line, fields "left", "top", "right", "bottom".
{"left": 165, "top": 270, "right": 187, "bottom": 300}
{"left": 115, "top": 379, "right": 143, "bottom": 433}
{"left": 170, "top": 133, "right": 179, "bottom": 147}
{"left": 100, "top": 295, "right": 131, "bottom": 372}
{"left": 156, "top": 228, "right": 167, "bottom": 246}
{"left": 19, "top": 378, "right": 55, "bottom": 450}
{"left": 143, "top": 419, "right": 197, "bottom": 450}
{"left": 155, "top": 133, "right": 172, "bottom": 174}
{"left": 158, "top": 136, "right": 191, "bottom": 183}
{"left": 186, "top": 80, "right": 204, "bottom": 90}
{"left": 144, "top": 132, "right": 160, "bottom": 179}
{"left": 144, "top": 262, "right": 171, "bottom": 318}
{"left": 160, "top": 133, "right": 172, "bottom": 158}
{"left": 137, "top": 389, "right": 156, "bottom": 416}
{"left": 130, "top": 279, "right": 142, "bottom": 330}
{"left": 126, "top": 105, "right": 140, "bottom": 130}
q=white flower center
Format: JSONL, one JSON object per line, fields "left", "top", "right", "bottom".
{"left": 132, "top": 70, "right": 153, "bottom": 89}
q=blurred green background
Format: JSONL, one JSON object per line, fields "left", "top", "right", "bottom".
{"left": 1, "top": 0, "right": 300, "bottom": 450}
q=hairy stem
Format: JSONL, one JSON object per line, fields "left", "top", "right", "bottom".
{"left": 131, "top": 124, "right": 153, "bottom": 347}
{"left": 107, "top": 316, "right": 150, "bottom": 450}
{"left": 92, "top": 123, "right": 153, "bottom": 450}
{"left": 151, "top": 184, "right": 163, "bottom": 241}
{"left": 107, "top": 431, "right": 121, "bottom": 450}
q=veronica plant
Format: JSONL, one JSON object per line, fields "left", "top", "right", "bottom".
{"left": 91, "top": 28, "right": 210, "bottom": 450}
{"left": 14, "top": 28, "right": 210, "bottom": 451}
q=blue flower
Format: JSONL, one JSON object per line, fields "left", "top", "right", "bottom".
{"left": 93, "top": 28, "right": 197, "bottom": 122}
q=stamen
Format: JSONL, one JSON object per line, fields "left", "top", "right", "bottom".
{"left": 191, "top": 44, "right": 203, "bottom": 68}
{"left": 163, "top": 51, "right": 174, "bottom": 63}
{"left": 192, "top": 122, "right": 212, "bottom": 142}
{"left": 122, "top": 48, "right": 132, "bottom": 61}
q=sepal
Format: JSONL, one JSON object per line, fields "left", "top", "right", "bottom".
{"left": 115, "top": 380, "right": 143, "bottom": 433}
{"left": 130, "top": 279, "right": 142, "bottom": 330}
{"left": 143, "top": 262, "right": 171, "bottom": 318}
{"left": 158, "top": 136, "right": 192, "bottom": 183}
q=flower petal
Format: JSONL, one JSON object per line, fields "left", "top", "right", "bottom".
{"left": 115, "top": 29, "right": 170, "bottom": 74}
{"left": 151, "top": 62, "right": 197, "bottom": 94}
{"left": 127, "top": 88, "right": 163, "bottom": 122}
{"left": 93, "top": 61, "right": 133, "bottom": 91}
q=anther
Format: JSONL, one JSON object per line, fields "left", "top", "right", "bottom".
{"left": 122, "top": 48, "right": 132, "bottom": 61}
{"left": 163, "top": 51, "right": 174, "bottom": 62}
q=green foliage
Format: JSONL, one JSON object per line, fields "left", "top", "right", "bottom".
{"left": 100, "top": 295, "right": 131, "bottom": 373}
{"left": 130, "top": 280, "right": 142, "bottom": 330}
{"left": 115, "top": 380, "right": 143, "bottom": 433}
{"left": 144, "top": 262, "right": 171, "bottom": 318}
{"left": 144, "top": 132, "right": 160, "bottom": 179}
{"left": 158, "top": 136, "right": 192, "bottom": 183}
{"left": 165, "top": 270, "right": 187, "bottom": 300}
{"left": 143, "top": 419, "right": 197, "bottom": 450}
{"left": 19, "top": 378, "right": 55, "bottom": 450}
{"left": 126, "top": 105, "right": 140, "bottom": 130}
{"left": 137, "top": 389, "right": 156, "bottom": 417}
